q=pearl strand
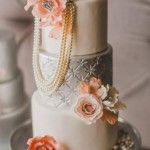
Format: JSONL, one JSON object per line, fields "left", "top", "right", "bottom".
{"left": 33, "top": 1, "right": 76, "bottom": 96}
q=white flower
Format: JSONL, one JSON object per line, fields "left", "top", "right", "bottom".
{"left": 97, "top": 85, "right": 108, "bottom": 100}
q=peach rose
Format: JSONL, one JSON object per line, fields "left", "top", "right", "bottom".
{"left": 25, "top": 0, "right": 66, "bottom": 39}
{"left": 74, "top": 94, "right": 103, "bottom": 125}
{"left": 27, "top": 135, "right": 64, "bottom": 150}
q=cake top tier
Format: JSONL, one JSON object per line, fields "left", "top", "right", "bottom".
{"left": 39, "top": 0, "right": 108, "bottom": 55}
{"left": 25, "top": 0, "right": 108, "bottom": 95}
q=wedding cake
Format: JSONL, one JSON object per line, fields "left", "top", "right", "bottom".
{"left": 25, "top": 0, "right": 126, "bottom": 150}
{"left": 0, "top": 30, "right": 29, "bottom": 150}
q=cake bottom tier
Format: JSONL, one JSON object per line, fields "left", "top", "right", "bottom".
{"left": 32, "top": 91, "right": 118, "bottom": 150}
{"left": 0, "top": 99, "right": 30, "bottom": 150}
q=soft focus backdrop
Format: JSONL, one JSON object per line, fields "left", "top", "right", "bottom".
{"left": 0, "top": 0, "right": 150, "bottom": 149}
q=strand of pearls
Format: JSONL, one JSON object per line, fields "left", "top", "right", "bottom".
{"left": 33, "top": 1, "right": 76, "bottom": 96}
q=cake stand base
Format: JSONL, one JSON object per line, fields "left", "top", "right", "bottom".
{"left": 9, "top": 118, "right": 141, "bottom": 150}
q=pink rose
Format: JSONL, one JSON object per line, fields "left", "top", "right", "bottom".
{"left": 74, "top": 94, "right": 103, "bottom": 125}
{"left": 27, "top": 135, "right": 64, "bottom": 150}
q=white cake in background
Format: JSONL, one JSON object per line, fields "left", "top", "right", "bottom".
{"left": 0, "top": 30, "right": 18, "bottom": 82}
{"left": 0, "top": 72, "right": 24, "bottom": 113}
{"left": 0, "top": 99, "right": 29, "bottom": 150}
{"left": 0, "top": 30, "right": 30, "bottom": 150}
{"left": 30, "top": 0, "right": 122, "bottom": 149}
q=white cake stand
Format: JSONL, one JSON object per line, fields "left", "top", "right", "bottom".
{"left": 9, "top": 118, "right": 141, "bottom": 150}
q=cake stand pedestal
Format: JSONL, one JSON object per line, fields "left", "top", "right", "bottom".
{"left": 9, "top": 118, "right": 141, "bottom": 150}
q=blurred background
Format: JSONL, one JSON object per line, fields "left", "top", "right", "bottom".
{"left": 0, "top": 0, "right": 149, "bottom": 149}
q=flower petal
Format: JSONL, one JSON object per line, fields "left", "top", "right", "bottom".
{"left": 79, "top": 82, "right": 90, "bottom": 94}
{"left": 97, "top": 85, "right": 107, "bottom": 100}
{"left": 103, "top": 100, "right": 113, "bottom": 107}
{"left": 89, "top": 77, "right": 102, "bottom": 93}
{"left": 103, "top": 109, "right": 118, "bottom": 125}
{"left": 27, "top": 135, "right": 63, "bottom": 150}
{"left": 24, "top": 0, "right": 37, "bottom": 11}
{"left": 105, "top": 107, "right": 118, "bottom": 114}
{"left": 49, "top": 26, "right": 62, "bottom": 39}
{"left": 114, "top": 101, "right": 126, "bottom": 111}
{"left": 108, "top": 86, "right": 119, "bottom": 100}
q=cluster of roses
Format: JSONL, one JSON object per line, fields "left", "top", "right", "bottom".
{"left": 73, "top": 77, "right": 126, "bottom": 125}
{"left": 25, "top": 0, "right": 66, "bottom": 39}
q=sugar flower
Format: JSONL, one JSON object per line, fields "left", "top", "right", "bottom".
{"left": 103, "top": 85, "right": 119, "bottom": 107}
{"left": 74, "top": 94, "right": 103, "bottom": 125}
{"left": 79, "top": 77, "right": 102, "bottom": 95}
{"left": 24, "top": 0, "right": 66, "bottom": 39}
{"left": 102, "top": 85, "right": 126, "bottom": 113}
{"left": 96, "top": 85, "right": 108, "bottom": 100}
{"left": 73, "top": 77, "right": 126, "bottom": 125}
{"left": 27, "top": 135, "right": 65, "bottom": 150}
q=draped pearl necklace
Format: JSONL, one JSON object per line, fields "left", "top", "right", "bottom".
{"left": 33, "top": 0, "right": 76, "bottom": 96}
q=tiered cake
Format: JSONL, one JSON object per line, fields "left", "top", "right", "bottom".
{"left": 0, "top": 30, "right": 29, "bottom": 150}
{"left": 25, "top": 0, "right": 126, "bottom": 150}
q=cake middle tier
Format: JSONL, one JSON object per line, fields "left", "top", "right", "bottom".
{"left": 38, "top": 45, "right": 112, "bottom": 108}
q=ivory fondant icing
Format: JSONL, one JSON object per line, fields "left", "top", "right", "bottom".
{"left": 41, "top": 0, "right": 107, "bottom": 55}
{"left": 32, "top": 91, "right": 118, "bottom": 150}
